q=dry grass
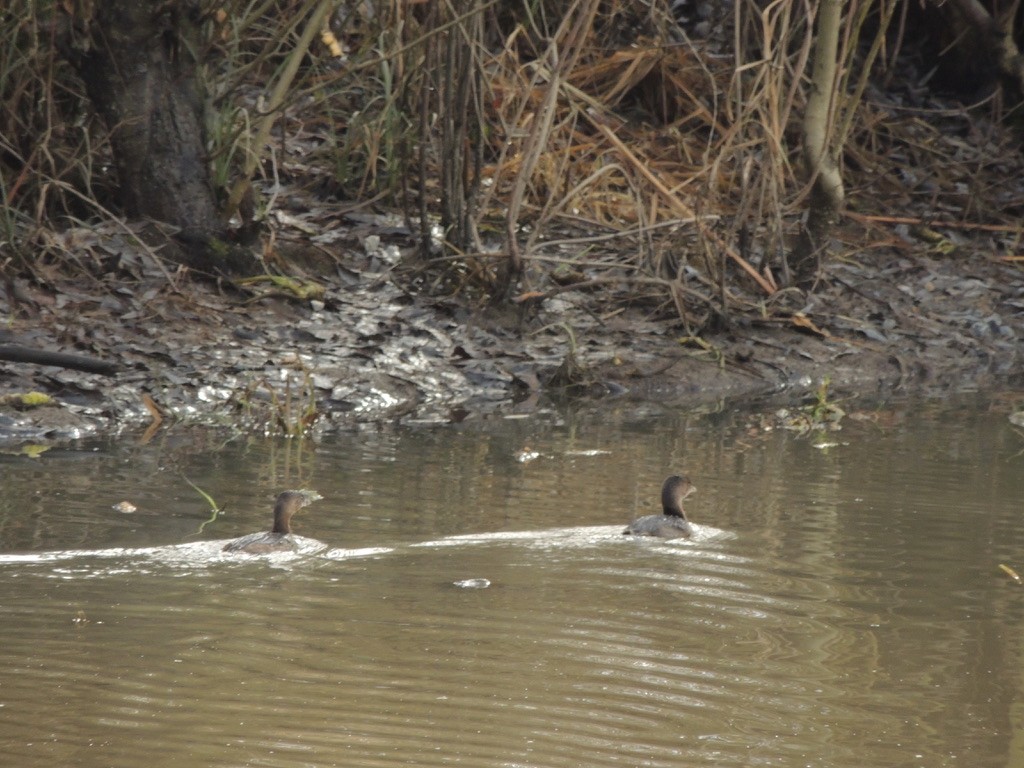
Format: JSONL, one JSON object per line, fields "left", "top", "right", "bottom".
{"left": 1, "top": 0, "right": 1021, "bottom": 330}
{"left": 0, "top": 2, "right": 112, "bottom": 268}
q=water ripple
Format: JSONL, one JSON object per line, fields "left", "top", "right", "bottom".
{"left": 0, "top": 516, "right": 1002, "bottom": 767}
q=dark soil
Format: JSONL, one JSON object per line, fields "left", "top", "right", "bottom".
{"left": 1, "top": 214, "right": 1021, "bottom": 445}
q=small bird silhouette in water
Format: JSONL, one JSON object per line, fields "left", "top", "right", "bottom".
{"left": 623, "top": 475, "right": 695, "bottom": 539}
{"left": 223, "top": 489, "right": 322, "bottom": 554}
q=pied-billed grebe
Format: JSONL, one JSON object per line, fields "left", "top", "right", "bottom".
{"left": 223, "top": 489, "right": 322, "bottom": 553}
{"left": 623, "top": 475, "right": 696, "bottom": 539}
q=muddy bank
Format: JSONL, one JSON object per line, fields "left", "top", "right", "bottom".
{"left": 1, "top": 221, "right": 1021, "bottom": 447}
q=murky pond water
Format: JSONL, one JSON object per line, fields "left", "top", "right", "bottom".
{"left": 2, "top": 397, "right": 1023, "bottom": 767}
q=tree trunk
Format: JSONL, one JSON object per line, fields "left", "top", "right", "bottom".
{"left": 69, "top": 0, "right": 243, "bottom": 269}
{"left": 791, "top": 0, "right": 845, "bottom": 285}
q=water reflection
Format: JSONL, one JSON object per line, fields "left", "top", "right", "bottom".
{"left": 1, "top": 399, "right": 1023, "bottom": 767}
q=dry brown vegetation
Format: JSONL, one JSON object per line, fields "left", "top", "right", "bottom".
{"left": 1, "top": 0, "right": 1023, "bottom": 331}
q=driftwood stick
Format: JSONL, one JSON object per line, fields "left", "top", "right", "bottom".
{"left": 0, "top": 345, "right": 123, "bottom": 376}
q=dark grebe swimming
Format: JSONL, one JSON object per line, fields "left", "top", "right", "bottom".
{"left": 623, "top": 475, "right": 695, "bottom": 539}
{"left": 223, "top": 490, "right": 322, "bottom": 553}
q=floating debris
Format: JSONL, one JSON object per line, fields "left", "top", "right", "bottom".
{"left": 999, "top": 563, "right": 1022, "bottom": 584}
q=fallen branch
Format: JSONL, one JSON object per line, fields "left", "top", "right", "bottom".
{"left": 0, "top": 345, "right": 124, "bottom": 376}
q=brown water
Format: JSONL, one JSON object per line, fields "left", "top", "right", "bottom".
{"left": 1, "top": 398, "right": 1023, "bottom": 767}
